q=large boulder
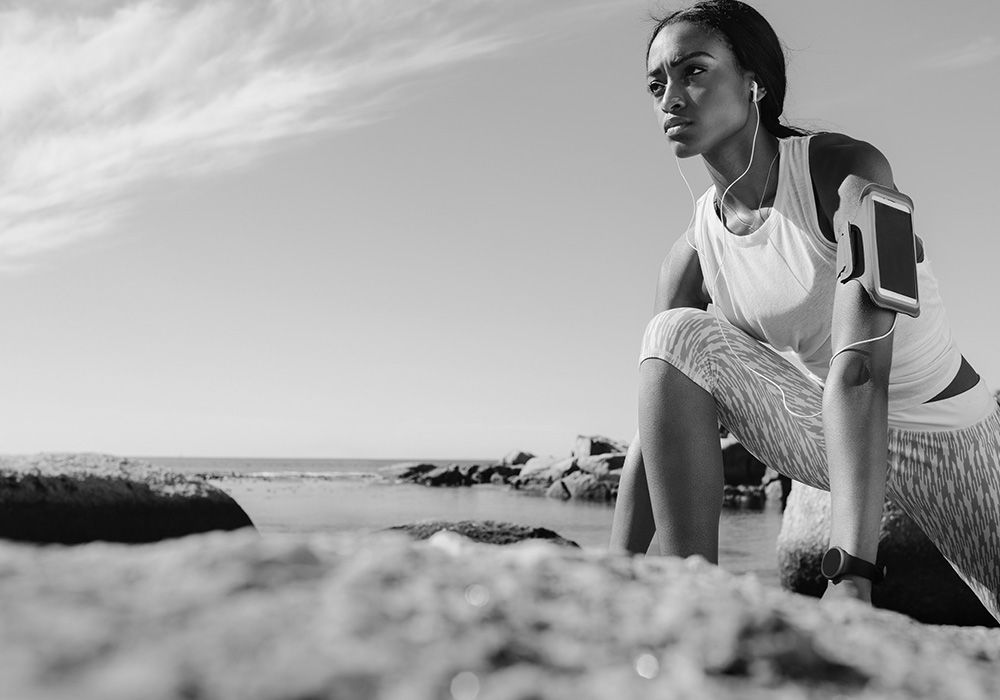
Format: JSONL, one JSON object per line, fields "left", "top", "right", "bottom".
{"left": 572, "top": 435, "right": 628, "bottom": 458}
{"left": 547, "top": 471, "right": 615, "bottom": 502}
{"left": 387, "top": 520, "right": 579, "bottom": 547}
{"left": 575, "top": 453, "right": 626, "bottom": 477}
{"left": 516, "top": 455, "right": 563, "bottom": 477}
{"left": 509, "top": 456, "right": 576, "bottom": 492}
{"left": 0, "top": 453, "right": 254, "bottom": 544}
{"left": 777, "top": 482, "right": 996, "bottom": 626}
{"left": 499, "top": 450, "right": 535, "bottom": 466}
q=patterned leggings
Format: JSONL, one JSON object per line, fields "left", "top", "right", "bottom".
{"left": 640, "top": 307, "right": 1000, "bottom": 622}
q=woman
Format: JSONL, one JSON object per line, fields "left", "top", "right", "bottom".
{"left": 608, "top": 0, "right": 1000, "bottom": 621}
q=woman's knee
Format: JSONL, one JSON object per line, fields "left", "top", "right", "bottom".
{"left": 640, "top": 307, "right": 718, "bottom": 390}
{"left": 641, "top": 307, "right": 717, "bottom": 359}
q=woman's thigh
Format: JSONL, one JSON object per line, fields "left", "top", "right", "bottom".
{"left": 886, "top": 409, "right": 1000, "bottom": 621}
{"left": 641, "top": 307, "right": 830, "bottom": 489}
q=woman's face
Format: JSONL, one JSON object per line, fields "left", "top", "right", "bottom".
{"left": 646, "top": 21, "right": 754, "bottom": 158}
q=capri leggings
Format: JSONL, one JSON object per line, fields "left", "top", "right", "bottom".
{"left": 640, "top": 306, "right": 1000, "bottom": 622}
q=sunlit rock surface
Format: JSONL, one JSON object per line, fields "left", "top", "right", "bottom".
{"left": 2, "top": 530, "right": 1000, "bottom": 699}
{"left": 0, "top": 453, "right": 254, "bottom": 543}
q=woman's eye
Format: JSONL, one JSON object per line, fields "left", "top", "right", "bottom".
{"left": 648, "top": 81, "right": 665, "bottom": 97}
{"left": 685, "top": 66, "right": 705, "bottom": 78}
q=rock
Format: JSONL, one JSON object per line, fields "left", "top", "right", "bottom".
{"left": 762, "top": 469, "right": 793, "bottom": 511}
{"left": 764, "top": 478, "right": 782, "bottom": 501}
{"left": 551, "top": 456, "right": 579, "bottom": 479}
{"left": 379, "top": 462, "right": 439, "bottom": 482}
{"left": 456, "top": 463, "right": 480, "bottom": 480}
{"left": 387, "top": 520, "right": 580, "bottom": 547}
{"left": 572, "top": 435, "right": 629, "bottom": 458}
{"left": 576, "top": 453, "right": 626, "bottom": 477}
{"left": 487, "top": 466, "right": 521, "bottom": 486}
{"left": 517, "top": 455, "right": 561, "bottom": 477}
{"left": 414, "top": 465, "right": 467, "bottom": 487}
{"left": 499, "top": 450, "right": 535, "bottom": 466}
{"left": 545, "top": 480, "right": 572, "bottom": 500}
{"left": 509, "top": 456, "right": 576, "bottom": 493}
{"left": 0, "top": 453, "right": 254, "bottom": 544}
{"left": 466, "top": 464, "right": 502, "bottom": 484}
{"left": 777, "top": 482, "right": 996, "bottom": 626}
{"left": 3, "top": 530, "right": 1000, "bottom": 700}
{"left": 560, "top": 471, "right": 614, "bottom": 502}
{"left": 721, "top": 436, "right": 768, "bottom": 485}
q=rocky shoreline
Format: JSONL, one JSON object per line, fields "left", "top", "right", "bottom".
{"left": 382, "top": 433, "right": 783, "bottom": 511}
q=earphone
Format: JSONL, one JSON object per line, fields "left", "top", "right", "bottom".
{"left": 674, "top": 90, "right": 897, "bottom": 421}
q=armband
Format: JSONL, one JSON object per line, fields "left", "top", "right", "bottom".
{"left": 835, "top": 183, "right": 920, "bottom": 318}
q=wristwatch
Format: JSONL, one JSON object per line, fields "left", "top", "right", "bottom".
{"left": 821, "top": 546, "right": 885, "bottom": 584}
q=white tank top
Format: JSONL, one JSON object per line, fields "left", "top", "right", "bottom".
{"left": 692, "top": 134, "right": 963, "bottom": 414}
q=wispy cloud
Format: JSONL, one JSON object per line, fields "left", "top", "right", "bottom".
{"left": 0, "top": 0, "right": 610, "bottom": 269}
{"left": 922, "top": 36, "right": 1000, "bottom": 70}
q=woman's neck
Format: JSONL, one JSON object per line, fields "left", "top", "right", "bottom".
{"left": 703, "top": 131, "right": 780, "bottom": 211}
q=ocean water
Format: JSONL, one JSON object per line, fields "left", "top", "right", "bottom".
{"left": 141, "top": 456, "right": 784, "bottom": 587}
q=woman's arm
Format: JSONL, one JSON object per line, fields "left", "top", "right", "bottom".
{"left": 814, "top": 137, "right": 897, "bottom": 601}
{"left": 653, "top": 233, "right": 710, "bottom": 314}
{"left": 609, "top": 234, "right": 710, "bottom": 554}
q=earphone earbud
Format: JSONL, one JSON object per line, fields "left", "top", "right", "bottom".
{"left": 751, "top": 81, "right": 759, "bottom": 103}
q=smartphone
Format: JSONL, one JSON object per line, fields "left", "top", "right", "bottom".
{"left": 867, "top": 188, "right": 919, "bottom": 317}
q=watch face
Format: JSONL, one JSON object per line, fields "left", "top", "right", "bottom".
{"left": 821, "top": 548, "right": 845, "bottom": 578}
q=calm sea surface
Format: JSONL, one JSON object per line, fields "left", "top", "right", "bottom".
{"left": 140, "top": 456, "right": 784, "bottom": 587}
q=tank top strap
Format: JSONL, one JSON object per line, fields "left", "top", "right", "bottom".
{"left": 776, "top": 135, "right": 837, "bottom": 252}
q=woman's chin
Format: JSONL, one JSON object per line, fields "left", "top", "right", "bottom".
{"left": 667, "top": 140, "right": 700, "bottom": 159}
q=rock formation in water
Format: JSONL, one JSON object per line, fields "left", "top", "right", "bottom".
{"left": 383, "top": 434, "right": 770, "bottom": 508}
{"left": 0, "top": 453, "right": 254, "bottom": 544}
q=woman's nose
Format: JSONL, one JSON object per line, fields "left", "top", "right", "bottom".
{"left": 660, "top": 85, "right": 684, "bottom": 113}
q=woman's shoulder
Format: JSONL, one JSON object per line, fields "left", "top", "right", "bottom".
{"left": 808, "top": 132, "right": 893, "bottom": 192}
{"left": 807, "top": 132, "right": 894, "bottom": 226}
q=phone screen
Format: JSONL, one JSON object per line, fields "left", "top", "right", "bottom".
{"left": 874, "top": 200, "right": 917, "bottom": 299}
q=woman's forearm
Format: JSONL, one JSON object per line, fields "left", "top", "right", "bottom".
{"left": 822, "top": 378, "right": 889, "bottom": 570}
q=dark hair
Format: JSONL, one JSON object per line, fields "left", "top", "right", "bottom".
{"left": 647, "top": 0, "right": 806, "bottom": 138}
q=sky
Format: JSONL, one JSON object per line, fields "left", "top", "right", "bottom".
{"left": 1, "top": 0, "right": 998, "bottom": 460}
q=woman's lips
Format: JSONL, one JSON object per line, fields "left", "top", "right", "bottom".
{"left": 664, "top": 119, "right": 692, "bottom": 136}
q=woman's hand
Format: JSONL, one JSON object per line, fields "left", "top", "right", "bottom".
{"left": 821, "top": 576, "right": 873, "bottom": 605}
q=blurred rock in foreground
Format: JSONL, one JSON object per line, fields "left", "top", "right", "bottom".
{"left": 2, "top": 530, "right": 1000, "bottom": 700}
{"left": 0, "top": 453, "right": 254, "bottom": 544}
